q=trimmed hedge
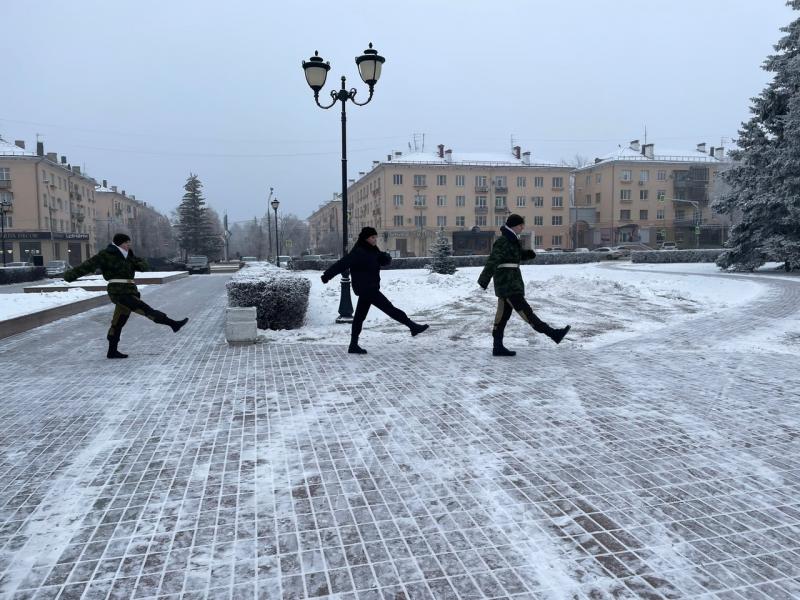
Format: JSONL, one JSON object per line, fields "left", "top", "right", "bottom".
{"left": 290, "top": 251, "right": 614, "bottom": 272}
{"left": 631, "top": 249, "right": 725, "bottom": 263}
{"left": 0, "top": 266, "right": 47, "bottom": 285}
{"left": 226, "top": 263, "right": 310, "bottom": 330}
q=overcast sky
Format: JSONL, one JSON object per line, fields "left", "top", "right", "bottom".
{"left": 2, "top": 1, "right": 794, "bottom": 225}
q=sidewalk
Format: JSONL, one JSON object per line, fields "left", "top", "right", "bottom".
{"left": 0, "top": 271, "right": 799, "bottom": 599}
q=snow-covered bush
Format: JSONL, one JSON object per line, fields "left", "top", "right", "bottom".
{"left": 429, "top": 230, "right": 456, "bottom": 274}
{"left": 631, "top": 249, "right": 725, "bottom": 264}
{"left": 226, "top": 262, "right": 310, "bottom": 330}
{"left": 0, "top": 266, "right": 46, "bottom": 285}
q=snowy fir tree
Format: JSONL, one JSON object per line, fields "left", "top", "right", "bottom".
{"left": 176, "top": 174, "right": 223, "bottom": 259}
{"left": 429, "top": 229, "right": 456, "bottom": 274}
{"left": 715, "top": 0, "right": 800, "bottom": 272}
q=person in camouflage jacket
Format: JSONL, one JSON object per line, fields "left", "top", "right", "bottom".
{"left": 478, "top": 214, "right": 570, "bottom": 356}
{"left": 63, "top": 233, "right": 188, "bottom": 358}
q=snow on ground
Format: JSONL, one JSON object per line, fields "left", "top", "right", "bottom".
{"left": 0, "top": 289, "right": 106, "bottom": 320}
{"left": 28, "top": 271, "right": 181, "bottom": 288}
{"left": 261, "top": 263, "right": 767, "bottom": 351}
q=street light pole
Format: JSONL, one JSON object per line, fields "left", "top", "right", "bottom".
{"left": 0, "top": 199, "right": 11, "bottom": 266}
{"left": 266, "top": 187, "right": 273, "bottom": 262}
{"left": 271, "top": 198, "right": 280, "bottom": 265}
{"left": 302, "top": 44, "right": 385, "bottom": 323}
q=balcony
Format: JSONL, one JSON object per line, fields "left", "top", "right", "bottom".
{"left": 71, "top": 211, "right": 85, "bottom": 223}
{"left": 494, "top": 206, "right": 509, "bottom": 214}
{"left": 0, "top": 180, "right": 11, "bottom": 189}
{"left": 619, "top": 178, "right": 632, "bottom": 184}
{"left": 494, "top": 186, "right": 508, "bottom": 193}
{"left": 475, "top": 185, "right": 489, "bottom": 193}
{"left": 619, "top": 198, "right": 632, "bottom": 204}
{"left": 413, "top": 203, "right": 427, "bottom": 210}
{"left": 474, "top": 206, "right": 488, "bottom": 214}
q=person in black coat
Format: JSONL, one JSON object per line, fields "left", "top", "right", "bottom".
{"left": 321, "top": 226, "right": 429, "bottom": 354}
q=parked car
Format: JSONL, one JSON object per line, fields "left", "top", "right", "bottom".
{"left": 45, "top": 260, "right": 68, "bottom": 277}
{"left": 574, "top": 248, "right": 590, "bottom": 253}
{"left": 186, "top": 255, "right": 210, "bottom": 274}
{"left": 277, "top": 255, "right": 291, "bottom": 268}
{"left": 241, "top": 256, "right": 258, "bottom": 262}
{"left": 544, "top": 247, "right": 563, "bottom": 253}
{"left": 613, "top": 243, "right": 653, "bottom": 257}
{"left": 594, "top": 247, "right": 623, "bottom": 259}
{"left": 660, "top": 242, "right": 678, "bottom": 251}
{"left": 4, "top": 261, "right": 32, "bottom": 267}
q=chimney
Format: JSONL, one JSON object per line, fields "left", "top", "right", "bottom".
{"left": 387, "top": 154, "right": 392, "bottom": 161}
{"left": 513, "top": 146, "right": 521, "bottom": 159}
{"left": 14, "top": 140, "right": 25, "bottom": 149}
{"left": 629, "top": 139, "right": 640, "bottom": 152}
{"left": 61, "top": 156, "right": 67, "bottom": 164}
{"left": 642, "top": 143, "right": 654, "bottom": 159}
{"left": 696, "top": 142, "right": 706, "bottom": 153}
{"left": 522, "top": 151, "right": 531, "bottom": 165}
{"left": 715, "top": 147, "right": 724, "bottom": 159}
{"left": 348, "top": 179, "right": 355, "bottom": 185}
{"left": 37, "top": 141, "right": 44, "bottom": 156}
{"left": 121, "top": 189, "right": 126, "bottom": 196}
{"left": 46, "top": 152, "right": 58, "bottom": 162}
{"left": 444, "top": 149, "right": 453, "bottom": 163}
{"left": 437, "top": 144, "right": 445, "bottom": 158}
{"left": 709, "top": 147, "right": 715, "bottom": 157}
{"left": 395, "top": 151, "right": 402, "bottom": 156}
{"left": 131, "top": 194, "right": 135, "bottom": 200}
{"left": 111, "top": 186, "right": 117, "bottom": 192}
{"left": 102, "top": 179, "right": 108, "bottom": 188}
{"left": 595, "top": 158, "right": 603, "bottom": 164}
{"left": 358, "top": 171, "right": 365, "bottom": 177}
{"left": 71, "top": 166, "right": 81, "bottom": 175}
{"left": 372, "top": 160, "right": 379, "bottom": 168}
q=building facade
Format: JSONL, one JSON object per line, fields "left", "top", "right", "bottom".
{"left": 0, "top": 138, "right": 98, "bottom": 265}
{"left": 571, "top": 140, "right": 731, "bottom": 248}
{"left": 343, "top": 145, "right": 573, "bottom": 256}
{"left": 307, "top": 196, "right": 342, "bottom": 256}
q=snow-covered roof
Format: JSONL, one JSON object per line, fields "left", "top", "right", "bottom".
{"left": 95, "top": 185, "right": 114, "bottom": 193}
{"left": 380, "top": 150, "right": 560, "bottom": 168}
{"left": 0, "top": 138, "right": 35, "bottom": 157}
{"left": 580, "top": 144, "right": 728, "bottom": 169}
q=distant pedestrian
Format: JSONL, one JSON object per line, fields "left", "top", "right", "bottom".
{"left": 478, "top": 214, "right": 570, "bottom": 356}
{"left": 321, "top": 226, "right": 429, "bottom": 354}
{"left": 63, "top": 233, "right": 188, "bottom": 359}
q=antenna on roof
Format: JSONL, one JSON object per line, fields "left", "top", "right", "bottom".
{"left": 644, "top": 125, "right": 647, "bottom": 145}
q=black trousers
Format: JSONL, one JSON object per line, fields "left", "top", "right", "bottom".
{"left": 107, "top": 290, "right": 169, "bottom": 342}
{"left": 493, "top": 294, "right": 553, "bottom": 336}
{"left": 351, "top": 289, "right": 410, "bottom": 340}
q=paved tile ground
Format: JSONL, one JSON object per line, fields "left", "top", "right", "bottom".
{"left": 1, "top": 270, "right": 799, "bottom": 599}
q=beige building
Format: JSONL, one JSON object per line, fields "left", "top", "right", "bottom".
{"left": 307, "top": 195, "right": 342, "bottom": 255}
{"left": 572, "top": 140, "right": 731, "bottom": 248}
{"left": 343, "top": 145, "right": 572, "bottom": 256}
{"left": 0, "top": 138, "right": 98, "bottom": 265}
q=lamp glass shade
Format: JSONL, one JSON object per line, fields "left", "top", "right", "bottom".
{"left": 271, "top": 199, "right": 280, "bottom": 211}
{"left": 355, "top": 44, "right": 385, "bottom": 85}
{"left": 302, "top": 52, "right": 330, "bottom": 91}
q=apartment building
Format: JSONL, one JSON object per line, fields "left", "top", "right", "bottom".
{"left": 344, "top": 145, "right": 572, "bottom": 256}
{"left": 307, "top": 195, "right": 342, "bottom": 256}
{"left": 571, "top": 140, "right": 731, "bottom": 248}
{"left": 0, "top": 138, "right": 98, "bottom": 265}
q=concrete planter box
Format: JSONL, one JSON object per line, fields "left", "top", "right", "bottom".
{"left": 225, "top": 307, "right": 258, "bottom": 344}
{"left": 23, "top": 271, "right": 189, "bottom": 293}
{"left": 0, "top": 295, "right": 110, "bottom": 340}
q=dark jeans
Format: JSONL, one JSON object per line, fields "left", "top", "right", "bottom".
{"left": 107, "top": 290, "right": 169, "bottom": 342}
{"left": 352, "top": 289, "right": 410, "bottom": 340}
{"left": 493, "top": 294, "right": 553, "bottom": 336}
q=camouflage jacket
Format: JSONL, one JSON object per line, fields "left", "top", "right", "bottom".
{"left": 63, "top": 244, "right": 148, "bottom": 292}
{"left": 477, "top": 227, "right": 536, "bottom": 297}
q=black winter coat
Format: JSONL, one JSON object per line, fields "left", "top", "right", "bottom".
{"left": 323, "top": 240, "right": 391, "bottom": 296}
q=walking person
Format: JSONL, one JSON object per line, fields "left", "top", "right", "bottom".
{"left": 63, "top": 233, "right": 189, "bottom": 359}
{"left": 321, "top": 226, "right": 429, "bottom": 354}
{"left": 478, "top": 214, "right": 570, "bottom": 356}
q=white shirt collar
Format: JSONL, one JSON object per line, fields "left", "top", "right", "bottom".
{"left": 502, "top": 225, "right": 520, "bottom": 239}
{"left": 114, "top": 244, "right": 129, "bottom": 258}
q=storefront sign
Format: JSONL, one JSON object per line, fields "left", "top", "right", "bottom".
{"left": 2, "top": 231, "right": 90, "bottom": 241}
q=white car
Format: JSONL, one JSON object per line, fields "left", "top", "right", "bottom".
{"left": 594, "top": 247, "right": 623, "bottom": 259}
{"left": 660, "top": 242, "right": 678, "bottom": 250}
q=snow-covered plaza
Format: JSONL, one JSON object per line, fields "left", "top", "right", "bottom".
{"left": 1, "top": 263, "right": 799, "bottom": 599}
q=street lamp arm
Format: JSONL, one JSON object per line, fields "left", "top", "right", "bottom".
{"left": 313, "top": 90, "right": 339, "bottom": 110}
{"left": 348, "top": 86, "right": 374, "bottom": 107}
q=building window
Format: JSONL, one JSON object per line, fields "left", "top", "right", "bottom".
{"left": 0, "top": 168, "right": 9, "bottom": 180}
{"left": 596, "top": 173, "right": 602, "bottom": 183}
{"left": 495, "top": 196, "right": 507, "bottom": 208}
{"left": 620, "top": 189, "right": 631, "bottom": 200}
{"left": 585, "top": 194, "right": 591, "bottom": 205}
{"left": 534, "top": 216, "right": 544, "bottom": 226}
{"left": 413, "top": 195, "right": 426, "bottom": 206}
{"left": 413, "top": 174, "right": 426, "bottom": 187}
{"left": 552, "top": 235, "right": 562, "bottom": 246}
{"left": 675, "top": 209, "right": 685, "bottom": 220}
{"left": 595, "top": 193, "right": 601, "bottom": 204}
{"left": 533, "top": 196, "right": 544, "bottom": 207}
{"left": 455, "top": 216, "right": 465, "bottom": 227}
{"left": 621, "top": 169, "right": 632, "bottom": 181}
{"left": 517, "top": 176, "right": 526, "bottom": 187}
{"left": 534, "top": 235, "right": 543, "bottom": 246}
{"left": 414, "top": 215, "right": 427, "bottom": 227}
{"left": 585, "top": 175, "right": 591, "bottom": 185}
{"left": 516, "top": 196, "right": 526, "bottom": 207}
{"left": 620, "top": 209, "right": 631, "bottom": 220}
{"left": 657, "top": 209, "right": 665, "bottom": 219}
{"left": 640, "top": 190, "right": 649, "bottom": 200}
{"left": 495, "top": 176, "right": 507, "bottom": 188}
{"left": 657, "top": 190, "right": 666, "bottom": 201}
{"left": 437, "top": 195, "right": 447, "bottom": 206}
{"left": 436, "top": 175, "right": 446, "bottom": 186}
{"left": 476, "top": 215, "right": 487, "bottom": 226}
{"left": 455, "top": 195, "right": 466, "bottom": 207}
{"left": 0, "top": 191, "right": 13, "bottom": 205}
{"left": 393, "top": 174, "right": 403, "bottom": 185}
{"left": 657, "top": 170, "right": 667, "bottom": 181}
{"left": 393, "top": 215, "right": 403, "bottom": 226}
{"left": 1, "top": 215, "right": 10, "bottom": 228}
{"left": 640, "top": 210, "right": 649, "bottom": 220}
{"left": 552, "top": 215, "right": 563, "bottom": 226}
{"left": 437, "top": 215, "right": 447, "bottom": 227}
{"left": 393, "top": 194, "right": 404, "bottom": 207}
{"left": 475, "top": 196, "right": 487, "bottom": 207}
{"left": 639, "top": 170, "right": 649, "bottom": 183}
{"left": 552, "top": 176, "right": 564, "bottom": 188}
{"left": 44, "top": 216, "right": 49, "bottom": 228}
{"left": 551, "top": 196, "right": 563, "bottom": 208}
{"left": 456, "top": 175, "right": 465, "bottom": 187}
{"left": 534, "top": 176, "right": 544, "bottom": 187}
{"left": 475, "top": 175, "right": 488, "bottom": 188}
{"left": 495, "top": 216, "right": 505, "bottom": 227}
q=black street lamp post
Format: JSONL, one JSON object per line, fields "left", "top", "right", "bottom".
{"left": 302, "top": 43, "right": 385, "bottom": 322}
{"left": 271, "top": 197, "right": 280, "bottom": 265}
{"left": 0, "top": 199, "right": 11, "bottom": 266}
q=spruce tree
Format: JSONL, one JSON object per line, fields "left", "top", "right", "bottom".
{"left": 429, "top": 229, "right": 456, "bottom": 274}
{"left": 176, "top": 174, "right": 223, "bottom": 259}
{"left": 715, "top": 0, "right": 800, "bottom": 271}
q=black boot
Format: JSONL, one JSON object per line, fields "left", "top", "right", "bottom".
{"left": 169, "top": 317, "right": 189, "bottom": 333}
{"left": 492, "top": 330, "right": 516, "bottom": 357}
{"left": 107, "top": 338, "right": 128, "bottom": 359}
{"left": 348, "top": 335, "right": 367, "bottom": 354}
{"left": 550, "top": 325, "right": 571, "bottom": 345}
{"left": 408, "top": 321, "right": 429, "bottom": 337}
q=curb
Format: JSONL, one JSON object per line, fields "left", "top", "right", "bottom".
{"left": 0, "top": 295, "right": 110, "bottom": 340}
